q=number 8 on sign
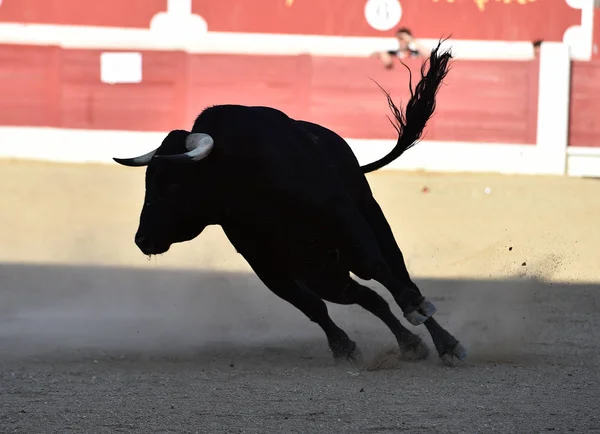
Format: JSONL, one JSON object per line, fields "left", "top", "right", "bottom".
{"left": 364, "top": 0, "right": 403, "bottom": 32}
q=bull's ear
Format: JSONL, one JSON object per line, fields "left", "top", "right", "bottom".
{"left": 113, "top": 148, "right": 158, "bottom": 167}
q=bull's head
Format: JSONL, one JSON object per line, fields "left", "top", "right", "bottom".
{"left": 113, "top": 130, "right": 215, "bottom": 256}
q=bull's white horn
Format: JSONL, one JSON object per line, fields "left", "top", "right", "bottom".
{"left": 185, "top": 133, "right": 214, "bottom": 159}
{"left": 156, "top": 133, "right": 214, "bottom": 163}
{"left": 113, "top": 148, "right": 158, "bottom": 167}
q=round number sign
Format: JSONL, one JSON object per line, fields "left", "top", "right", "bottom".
{"left": 364, "top": 0, "right": 402, "bottom": 32}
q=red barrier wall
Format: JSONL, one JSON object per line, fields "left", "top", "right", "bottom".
{"left": 0, "top": 44, "right": 540, "bottom": 144}
{"left": 569, "top": 60, "right": 600, "bottom": 148}
{"left": 60, "top": 49, "right": 186, "bottom": 132}
{"left": 0, "top": 0, "right": 167, "bottom": 28}
{"left": 0, "top": 0, "right": 580, "bottom": 41}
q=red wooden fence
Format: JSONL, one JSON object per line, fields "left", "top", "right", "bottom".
{"left": 0, "top": 44, "right": 542, "bottom": 143}
{"left": 569, "top": 60, "right": 600, "bottom": 148}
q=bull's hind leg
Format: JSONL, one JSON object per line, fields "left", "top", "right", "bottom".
{"left": 306, "top": 196, "right": 431, "bottom": 325}
{"left": 315, "top": 277, "right": 430, "bottom": 360}
{"left": 359, "top": 198, "right": 467, "bottom": 365}
{"left": 358, "top": 198, "right": 437, "bottom": 317}
{"left": 422, "top": 317, "right": 467, "bottom": 366}
{"left": 273, "top": 189, "right": 427, "bottom": 325}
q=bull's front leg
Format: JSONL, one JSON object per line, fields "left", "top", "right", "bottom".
{"left": 222, "top": 225, "right": 363, "bottom": 366}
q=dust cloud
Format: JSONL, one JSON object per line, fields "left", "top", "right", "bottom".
{"left": 0, "top": 264, "right": 324, "bottom": 359}
{"left": 0, "top": 262, "right": 549, "bottom": 368}
{"left": 441, "top": 280, "right": 540, "bottom": 364}
{"left": 441, "top": 253, "right": 569, "bottom": 364}
{"left": 364, "top": 275, "right": 546, "bottom": 370}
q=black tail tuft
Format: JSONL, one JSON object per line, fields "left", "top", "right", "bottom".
{"left": 361, "top": 38, "right": 453, "bottom": 174}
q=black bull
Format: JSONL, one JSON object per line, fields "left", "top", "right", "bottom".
{"left": 113, "top": 41, "right": 467, "bottom": 366}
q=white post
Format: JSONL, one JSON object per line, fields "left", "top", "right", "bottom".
{"left": 150, "top": 0, "right": 207, "bottom": 40}
{"left": 563, "top": 0, "right": 595, "bottom": 61}
{"left": 536, "top": 42, "right": 571, "bottom": 175}
{"left": 167, "top": 0, "right": 192, "bottom": 16}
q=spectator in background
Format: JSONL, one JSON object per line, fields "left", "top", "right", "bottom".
{"left": 533, "top": 39, "right": 543, "bottom": 57}
{"left": 373, "top": 27, "right": 428, "bottom": 69}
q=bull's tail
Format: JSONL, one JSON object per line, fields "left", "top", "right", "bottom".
{"left": 360, "top": 39, "right": 453, "bottom": 174}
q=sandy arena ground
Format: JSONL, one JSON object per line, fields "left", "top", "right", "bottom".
{"left": 1, "top": 158, "right": 599, "bottom": 433}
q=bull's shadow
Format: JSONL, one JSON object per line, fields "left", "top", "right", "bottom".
{"left": 1, "top": 262, "right": 598, "bottom": 369}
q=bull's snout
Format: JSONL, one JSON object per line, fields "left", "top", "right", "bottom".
{"left": 134, "top": 233, "right": 163, "bottom": 255}
{"left": 135, "top": 233, "right": 147, "bottom": 248}
{"left": 134, "top": 233, "right": 151, "bottom": 253}
{"left": 134, "top": 232, "right": 171, "bottom": 255}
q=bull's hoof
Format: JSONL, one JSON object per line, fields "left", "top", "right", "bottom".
{"left": 399, "top": 339, "right": 430, "bottom": 361}
{"left": 452, "top": 342, "right": 468, "bottom": 360}
{"left": 333, "top": 345, "right": 365, "bottom": 368}
{"left": 418, "top": 298, "right": 437, "bottom": 317}
{"left": 404, "top": 309, "right": 428, "bottom": 326}
{"left": 440, "top": 342, "right": 468, "bottom": 367}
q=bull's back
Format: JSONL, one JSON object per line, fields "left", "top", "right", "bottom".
{"left": 191, "top": 104, "right": 372, "bottom": 214}
{"left": 192, "top": 105, "right": 317, "bottom": 167}
{"left": 192, "top": 104, "right": 292, "bottom": 137}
